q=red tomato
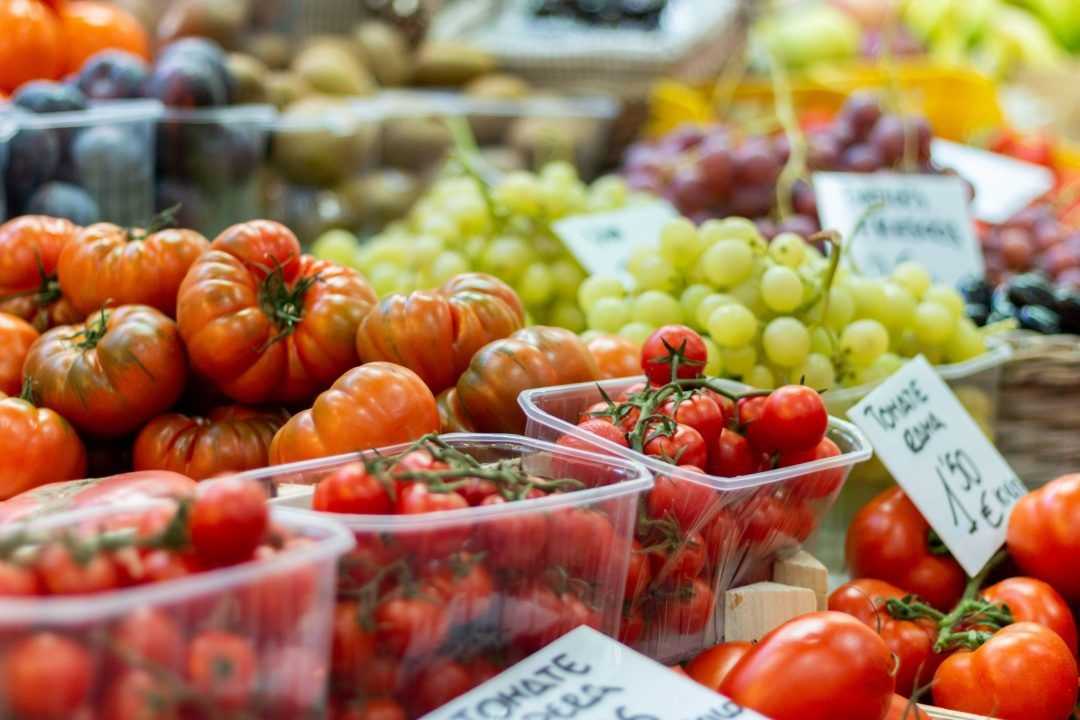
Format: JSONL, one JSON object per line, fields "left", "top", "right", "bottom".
{"left": 375, "top": 592, "right": 449, "bottom": 658}
{"left": 313, "top": 462, "right": 392, "bottom": 514}
{"left": 828, "top": 578, "right": 944, "bottom": 696}
{"left": 932, "top": 622, "right": 1078, "bottom": 720}
{"left": 620, "top": 607, "right": 645, "bottom": 645}
{"left": 332, "top": 600, "right": 376, "bottom": 682}
{"left": 647, "top": 473, "right": 718, "bottom": 532}
{"left": 338, "top": 698, "right": 407, "bottom": 720}
{"left": 190, "top": 477, "right": 268, "bottom": 567}
{"left": 982, "top": 577, "right": 1078, "bottom": 656}
{"left": 685, "top": 642, "right": 752, "bottom": 691}
{"left": 884, "top": 694, "right": 930, "bottom": 720}
{"left": 661, "top": 391, "right": 725, "bottom": 448}
{"left": 580, "top": 398, "right": 641, "bottom": 431}
{"left": 658, "top": 577, "right": 715, "bottom": 635}
{"left": 567, "top": 418, "right": 629, "bottom": 447}
{"left": 644, "top": 422, "right": 707, "bottom": 469}
{"left": 780, "top": 437, "right": 845, "bottom": 499}
{"left": 721, "top": 611, "right": 895, "bottom": 720}
{"left": 111, "top": 607, "right": 185, "bottom": 672}
{"left": 395, "top": 483, "right": 471, "bottom": 558}
{"left": 546, "top": 507, "right": 615, "bottom": 578}
{"left": 744, "top": 493, "right": 814, "bottom": 553}
{"left": 187, "top": 631, "right": 257, "bottom": 711}
{"left": 0, "top": 561, "right": 39, "bottom": 595}
{"left": 649, "top": 530, "right": 707, "bottom": 584}
{"left": 141, "top": 548, "right": 195, "bottom": 583}
{"left": 36, "top": 542, "right": 118, "bottom": 594}
{"left": 847, "top": 487, "right": 966, "bottom": 611}
{"left": 735, "top": 395, "right": 767, "bottom": 430}
{"left": 625, "top": 539, "right": 652, "bottom": 602}
{"left": 752, "top": 385, "right": 828, "bottom": 453}
{"left": 411, "top": 659, "right": 473, "bottom": 716}
{"left": 501, "top": 583, "right": 564, "bottom": 651}
{"left": 475, "top": 493, "right": 548, "bottom": 571}
{"left": 702, "top": 508, "right": 740, "bottom": 570}
{"left": 708, "top": 428, "right": 758, "bottom": 477}
{"left": 427, "top": 558, "right": 495, "bottom": 626}
{"left": 640, "top": 325, "right": 707, "bottom": 385}
{"left": 102, "top": 668, "right": 177, "bottom": 720}
{"left": 1007, "top": 473, "right": 1080, "bottom": 602}
{"left": 2, "top": 633, "right": 92, "bottom": 719}
{"left": 358, "top": 655, "right": 402, "bottom": 697}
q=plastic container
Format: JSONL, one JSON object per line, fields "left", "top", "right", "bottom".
{"left": 233, "top": 433, "right": 653, "bottom": 718}
{"left": 0, "top": 116, "right": 14, "bottom": 222}
{"left": 809, "top": 338, "right": 1013, "bottom": 579}
{"left": 0, "top": 502, "right": 353, "bottom": 719}
{"left": 2, "top": 100, "right": 162, "bottom": 226}
{"left": 519, "top": 377, "right": 872, "bottom": 662}
{"left": 156, "top": 104, "right": 276, "bottom": 237}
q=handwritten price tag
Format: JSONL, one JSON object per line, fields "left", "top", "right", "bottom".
{"left": 847, "top": 356, "right": 1026, "bottom": 577}
{"left": 813, "top": 172, "right": 984, "bottom": 286}
{"left": 931, "top": 139, "right": 1055, "bottom": 224}
{"left": 423, "top": 626, "right": 763, "bottom": 720}
{"left": 554, "top": 201, "right": 679, "bottom": 284}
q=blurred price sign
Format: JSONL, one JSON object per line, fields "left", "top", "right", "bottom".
{"left": 554, "top": 201, "right": 678, "bottom": 284}
{"left": 423, "top": 626, "right": 764, "bottom": 720}
{"left": 847, "top": 356, "right": 1026, "bottom": 577}
{"left": 813, "top": 172, "right": 984, "bottom": 286}
{"left": 931, "top": 139, "right": 1054, "bottom": 224}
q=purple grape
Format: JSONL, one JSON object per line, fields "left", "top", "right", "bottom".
{"left": 807, "top": 132, "right": 842, "bottom": 170}
{"left": 841, "top": 143, "right": 883, "bottom": 173}
{"left": 733, "top": 139, "right": 781, "bottom": 185}
{"left": 663, "top": 124, "right": 706, "bottom": 152}
{"left": 669, "top": 165, "right": 713, "bottom": 215}
{"left": 698, "top": 138, "right": 733, "bottom": 196}
{"left": 912, "top": 117, "right": 932, "bottom": 162}
{"left": 625, "top": 170, "right": 663, "bottom": 194}
{"left": 755, "top": 217, "right": 778, "bottom": 240}
{"left": 772, "top": 135, "right": 791, "bottom": 165}
{"left": 778, "top": 214, "right": 820, "bottom": 238}
{"left": 728, "top": 183, "right": 774, "bottom": 218}
{"left": 868, "top": 114, "right": 905, "bottom": 165}
{"left": 839, "top": 93, "right": 882, "bottom": 139}
{"left": 792, "top": 179, "right": 817, "bottom": 217}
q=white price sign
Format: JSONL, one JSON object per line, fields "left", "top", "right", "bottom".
{"left": 554, "top": 201, "right": 678, "bottom": 285}
{"left": 423, "top": 626, "right": 764, "bottom": 720}
{"left": 931, "top": 139, "right": 1055, "bottom": 224}
{"left": 813, "top": 172, "right": 984, "bottom": 286}
{"left": 847, "top": 356, "right": 1026, "bottom": 577}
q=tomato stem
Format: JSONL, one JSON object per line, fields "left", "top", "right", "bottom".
{"left": 258, "top": 265, "right": 319, "bottom": 348}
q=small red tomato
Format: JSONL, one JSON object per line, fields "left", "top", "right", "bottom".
{"left": 36, "top": 542, "right": 118, "bottom": 595}
{"left": 332, "top": 600, "right": 376, "bottom": 682}
{"left": 982, "top": 577, "right": 1078, "bottom": 656}
{"left": 427, "top": 557, "right": 496, "bottom": 626}
{"left": 141, "top": 548, "right": 196, "bottom": 583}
{"left": 557, "top": 593, "right": 602, "bottom": 639}
{"left": 625, "top": 539, "right": 652, "bottom": 602}
{"left": 620, "top": 607, "right": 645, "bottom": 645}
{"left": 458, "top": 475, "right": 499, "bottom": 505}
{"left": 0, "top": 560, "right": 39, "bottom": 595}
{"left": 359, "top": 655, "right": 402, "bottom": 697}
{"left": 661, "top": 391, "right": 725, "bottom": 448}
{"left": 641, "top": 325, "right": 708, "bottom": 385}
{"left": 463, "top": 656, "right": 501, "bottom": 688}
{"left": 617, "top": 381, "right": 648, "bottom": 402}
{"left": 708, "top": 428, "right": 759, "bottom": 477}
{"left": 702, "top": 508, "right": 740, "bottom": 569}
{"left": 567, "top": 418, "right": 629, "bottom": 448}
{"left": 411, "top": 659, "right": 473, "bottom": 716}
{"left": 476, "top": 492, "right": 548, "bottom": 571}
{"left": 648, "top": 529, "right": 707, "bottom": 585}
{"left": 579, "top": 400, "right": 639, "bottom": 430}
{"left": 260, "top": 646, "right": 327, "bottom": 718}
{"left": 647, "top": 473, "right": 718, "bottom": 532}
{"left": 659, "top": 577, "right": 715, "bottom": 635}
{"left": 744, "top": 493, "right": 814, "bottom": 554}
{"left": 392, "top": 449, "right": 444, "bottom": 474}
{"left": 3, "top": 633, "right": 93, "bottom": 719}
{"left": 736, "top": 395, "right": 767, "bottom": 429}
{"left": 501, "top": 583, "right": 564, "bottom": 651}
{"left": 112, "top": 607, "right": 185, "bottom": 672}
{"left": 187, "top": 631, "right": 257, "bottom": 711}
{"left": 686, "top": 641, "right": 753, "bottom": 691}
{"left": 190, "top": 477, "right": 268, "bottom": 567}
{"left": 547, "top": 507, "right": 616, "bottom": 577}
{"left": 395, "top": 483, "right": 471, "bottom": 558}
{"left": 753, "top": 385, "right": 828, "bottom": 453}
{"left": 780, "top": 437, "right": 845, "bottom": 499}
{"left": 102, "top": 669, "right": 177, "bottom": 720}
{"left": 313, "top": 462, "right": 392, "bottom": 514}
{"left": 375, "top": 592, "right": 449, "bottom": 658}
{"left": 644, "top": 422, "right": 707, "bottom": 469}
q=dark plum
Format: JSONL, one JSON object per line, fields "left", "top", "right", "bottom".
{"left": 145, "top": 57, "right": 229, "bottom": 108}
{"left": 156, "top": 178, "right": 209, "bottom": 230}
{"left": 75, "top": 50, "right": 150, "bottom": 100}
{"left": 26, "top": 182, "right": 101, "bottom": 225}
{"left": 1017, "top": 305, "right": 1061, "bottom": 334}
{"left": 4, "top": 128, "right": 61, "bottom": 207}
{"left": 158, "top": 37, "right": 233, "bottom": 101}
{"left": 965, "top": 303, "right": 990, "bottom": 327}
{"left": 1055, "top": 289, "right": 1080, "bottom": 333}
{"left": 160, "top": 122, "right": 261, "bottom": 188}
{"left": 12, "top": 81, "right": 88, "bottom": 114}
{"left": 1006, "top": 273, "right": 1056, "bottom": 308}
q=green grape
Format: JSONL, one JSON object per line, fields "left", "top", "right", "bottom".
{"left": 896, "top": 329, "right": 919, "bottom": 358}
{"left": 417, "top": 214, "right": 458, "bottom": 243}
{"left": 659, "top": 218, "right": 703, "bottom": 270}
{"left": 707, "top": 304, "right": 758, "bottom": 348}
{"left": 707, "top": 217, "right": 762, "bottom": 246}
{"left": 588, "top": 175, "right": 629, "bottom": 210}
{"left": 729, "top": 278, "right": 765, "bottom": 318}
{"left": 551, "top": 302, "right": 586, "bottom": 333}
{"left": 578, "top": 275, "right": 625, "bottom": 311}
{"left": 761, "top": 266, "right": 804, "bottom": 313}
{"left": 428, "top": 251, "right": 470, "bottom": 285}
{"left": 542, "top": 161, "right": 578, "bottom": 185}
{"left": 412, "top": 235, "right": 445, "bottom": 266}
{"left": 746, "top": 365, "right": 776, "bottom": 389}
{"left": 361, "top": 239, "right": 411, "bottom": 268}
{"left": 856, "top": 352, "right": 904, "bottom": 385}
{"left": 483, "top": 236, "right": 533, "bottom": 279}
{"left": 551, "top": 259, "right": 586, "bottom": 301}
{"left": 631, "top": 255, "right": 679, "bottom": 294}
{"left": 541, "top": 176, "right": 587, "bottom": 217}
{"left": 311, "top": 229, "right": 360, "bottom": 267}
{"left": 369, "top": 262, "right": 412, "bottom": 296}
{"left": 520, "top": 263, "right": 555, "bottom": 306}
{"left": 892, "top": 261, "right": 931, "bottom": 299}
{"left": 924, "top": 284, "right": 965, "bottom": 319}
{"left": 848, "top": 277, "right": 888, "bottom": 321}
{"left": 633, "top": 291, "right": 684, "bottom": 326}
{"left": 824, "top": 286, "right": 856, "bottom": 331}
{"left": 681, "top": 284, "right": 713, "bottom": 326}
{"left": 769, "top": 232, "right": 807, "bottom": 268}
{"left": 619, "top": 321, "right": 655, "bottom": 346}
{"left": 790, "top": 353, "right": 835, "bottom": 390}
{"left": 762, "top": 317, "right": 811, "bottom": 367}
{"left": 702, "top": 239, "right": 754, "bottom": 288}
{"left": 702, "top": 336, "right": 723, "bottom": 377}
{"left": 450, "top": 196, "right": 491, "bottom": 236}
{"left": 463, "top": 236, "right": 487, "bottom": 261}
{"left": 587, "top": 297, "right": 632, "bottom": 333}
{"left": 811, "top": 326, "right": 835, "bottom": 356}
{"left": 877, "top": 282, "right": 917, "bottom": 331}
{"left": 841, "top": 319, "right": 890, "bottom": 366}
{"left": 945, "top": 317, "right": 986, "bottom": 362}
{"left": 493, "top": 171, "right": 542, "bottom": 216}
{"left": 725, "top": 345, "right": 757, "bottom": 376}
{"left": 913, "top": 301, "right": 955, "bottom": 345}
{"left": 696, "top": 293, "right": 736, "bottom": 330}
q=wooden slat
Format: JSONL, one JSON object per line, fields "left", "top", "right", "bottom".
{"left": 772, "top": 549, "right": 828, "bottom": 611}
{"left": 723, "top": 581, "right": 818, "bottom": 642}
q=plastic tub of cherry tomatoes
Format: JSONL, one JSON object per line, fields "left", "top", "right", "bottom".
{"left": 0, "top": 486, "right": 353, "bottom": 719}
{"left": 234, "top": 433, "right": 653, "bottom": 719}
{"left": 519, "top": 376, "right": 871, "bottom": 663}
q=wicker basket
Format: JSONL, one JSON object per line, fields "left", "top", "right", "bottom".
{"left": 997, "top": 330, "right": 1080, "bottom": 488}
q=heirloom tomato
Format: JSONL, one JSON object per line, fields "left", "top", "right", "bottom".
{"left": 1007, "top": 473, "right": 1080, "bottom": 602}
{"left": 0, "top": 395, "right": 85, "bottom": 501}
{"left": 58, "top": 221, "right": 209, "bottom": 317}
{"left": 133, "top": 406, "right": 288, "bottom": 479}
{"left": 23, "top": 305, "right": 187, "bottom": 437}
{"left": 585, "top": 333, "right": 640, "bottom": 380}
{"left": 177, "top": 220, "right": 376, "bottom": 405}
{"left": 356, "top": 273, "right": 524, "bottom": 394}
{"left": 0, "top": 311, "right": 37, "bottom": 395}
{"left": 270, "top": 362, "right": 438, "bottom": 464}
{"left": 982, "top": 577, "right": 1078, "bottom": 655}
{"left": 0, "top": 215, "right": 82, "bottom": 331}
{"left": 436, "top": 387, "right": 475, "bottom": 433}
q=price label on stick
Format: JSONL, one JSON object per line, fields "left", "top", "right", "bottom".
{"left": 813, "top": 172, "right": 984, "bottom": 286}
{"left": 554, "top": 201, "right": 679, "bottom": 285}
{"left": 847, "top": 356, "right": 1026, "bottom": 577}
{"left": 423, "top": 626, "right": 764, "bottom": 720}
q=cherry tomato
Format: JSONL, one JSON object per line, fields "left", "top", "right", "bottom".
{"left": 708, "top": 428, "right": 759, "bottom": 477}
{"left": 735, "top": 395, "right": 767, "bottom": 432}
{"left": 884, "top": 694, "right": 930, "bottom": 720}
{"left": 828, "top": 578, "right": 944, "bottom": 696}
{"left": 3, "top": 633, "right": 92, "bottom": 719}
{"left": 751, "top": 385, "right": 828, "bottom": 453}
{"left": 558, "top": 593, "right": 602, "bottom": 639}
{"left": 141, "top": 548, "right": 196, "bottom": 583}
{"left": 375, "top": 591, "right": 449, "bottom": 658}
{"left": 566, "top": 418, "right": 629, "bottom": 448}
{"left": 458, "top": 475, "right": 498, "bottom": 505}
{"left": 411, "top": 659, "right": 473, "bottom": 716}
{"left": 358, "top": 655, "right": 402, "bottom": 697}
{"left": 111, "top": 607, "right": 185, "bottom": 672}
{"left": 640, "top": 325, "right": 707, "bottom": 385}
{"left": 658, "top": 577, "right": 715, "bottom": 635}
{"left": 685, "top": 641, "right": 752, "bottom": 692}
{"left": 620, "top": 607, "right": 645, "bottom": 645}
{"left": 395, "top": 483, "right": 471, "bottom": 557}
{"left": 102, "top": 669, "right": 177, "bottom": 720}
{"left": 661, "top": 391, "right": 725, "bottom": 448}
{"left": 702, "top": 508, "right": 740, "bottom": 570}
{"left": 580, "top": 400, "right": 639, "bottom": 431}
{"left": 547, "top": 507, "right": 615, "bottom": 578}
{"left": 187, "top": 631, "right": 257, "bottom": 711}
{"left": 475, "top": 493, "right": 548, "bottom": 571}
{"left": 932, "top": 622, "right": 1078, "bottom": 720}
{"left": 982, "top": 577, "right": 1078, "bottom": 655}
{"left": 847, "top": 487, "right": 966, "bottom": 611}
{"left": 427, "top": 557, "right": 495, "bottom": 626}
{"left": 649, "top": 530, "right": 707, "bottom": 584}
{"left": 744, "top": 493, "right": 814, "bottom": 554}
{"left": 0, "top": 561, "right": 39, "bottom": 595}
{"left": 391, "top": 449, "right": 444, "bottom": 474}
{"left": 721, "top": 611, "right": 895, "bottom": 720}
{"left": 332, "top": 600, "right": 376, "bottom": 682}
{"left": 625, "top": 539, "right": 652, "bottom": 602}
{"left": 36, "top": 542, "right": 118, "bottom": 594}
{"left": 1007, "top": 473, "right": 1080, "bottom": 602}
{"left": 501, "top": 583, "right": 564, "bottom": 651}
{"left": 556, "top": 419, "right": 629, "bottom": 485}
{"left": 260, "top": 646, "right": 327, "bottom": 718}
{"left": 338, "top": 698, "right": 407, "bottom": 720}
{"left": 189, "top": 477, "right": 268, "bottom": 567}
{"left": 313, "top": 462, "right": 392, "bottom": 514}
{"left": 647, "top": 473, "right": 718, "bottom": 532}
{"left": 644, "top": 422, "right": 707, "bottom": 469}
{"left": 780, "top": 437, "right": 845, "bottom": 499}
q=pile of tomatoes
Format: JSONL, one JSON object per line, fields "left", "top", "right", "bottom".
{"left": 549, "top": 325, "right": 848, "bottom": 659}
{"left": 0, "top": 476, "right": 341, "bottom": 719}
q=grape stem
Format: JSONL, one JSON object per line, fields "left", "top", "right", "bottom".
{"left": 768, "top": 46, "right": 808, "bottom": 221}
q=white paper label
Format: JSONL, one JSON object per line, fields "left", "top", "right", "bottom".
{"left": 813, "top": 172, "right": 984, "bottom": 286}
{"left": 423, "top": 626, "right": 764, "bottom": 720}
{"left": 554, "top": 201, "right": 679, "bottom": 285}
{"left": 846, "top": 356, "right": 1026, "bottom": 577}
{"left": 931, "top": 139, "right": 1055, "bottom": 224}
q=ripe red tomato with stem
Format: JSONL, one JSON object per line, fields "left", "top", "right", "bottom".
{"left": 686, "top": 641, "right": 752, "bottom": 691}
{"left": 780, "top": 437, "right": 844, "bottom": 499}
{"left": 643, "top": 421, "right": 707, "bottom": 469}
{"left": 640, "top": 325, "right": 707, "bottom": 386}
{"left": 102, "top": 669, "right": 177, "bottom": 720}
{"left": 476, "top": 492, "right": 548, "bottom": 571}
{"left": 982, "top": 577, "right": 1078, "bottom": 655}
{"left": 36, "top": 542, "right": 118, "bottom": 594}
{"left": 648, "top": 528, "right": 707, "bottom": 584}
{"left": 752, "top": 385, "right": 828, "bottom": 453}
{"left": 624, "top": 539, "right": 652, "bottom": 603}
{"left": 647, "top": 472, "right": 718, "bottom": 533}
{"left": 580, "top": 399, "right": 640, "bottom": 431}
{"left": 427, "top": 556, "right": 495, "bottom": 626}
{"left": 708, "top": 428, "right": 759, "bottom": 477}
{"left": 658, "top": 577, "right": 715, "bottom": 635}
{"left": 661, "top": 391, "right": 725, "bottom": 448}
{"left": 375, "top": 590, "right": 449, "bottom": 658}
{"left": 395, "top": 483, "right": 471, "bottom": 558}
{"left": 1007, "top": 473, "right": 1080, "bottom": 602}
{"left": 331, "top": 600, "right": 376, "bottom": 682}
{"left": 187, "top": 631, "right": 257, "bottom": 711}
{"left": 3, "top": 633, "right": 93, "bottom": 719}
{"left": 189, "top": 476, "right": 268, "bottom": 567}
{"left": 111, "top": 607, "right": 185, "bottom": 672}
{"left": 0, "top": 561, "right": 39, "bottom": 595}
{"left": 313, "top": 462, "right": 393, "bottom": 514}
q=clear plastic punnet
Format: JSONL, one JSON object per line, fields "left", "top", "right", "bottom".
{"left": 0, "top": 502, "right": 353, "bottom": 718}
{"left": 518, "top": 377, "right": 872, "bottom": 663}
{"left": 2, "top": 100, "right": 162, "bottom": 226}
{"left": 233, "top": 433, "right": 653, "bottom": 718}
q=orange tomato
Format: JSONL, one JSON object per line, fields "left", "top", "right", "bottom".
{"left": 0, "top": 395, "right": 86, "bottom": 499}
{"left": 585, "top": 333, "right": 640, "bottom": 380}
{"left": 0, "top": 215, "right": 83, "bottom": 332}
{"left": 0, "top": 312, "right": 37, "bottom": 396}
{"left": 0, "top": 0, "right": 63, "bottom": 93}
{"left": 57, "top": 1, "right": 149, "bottom": 74}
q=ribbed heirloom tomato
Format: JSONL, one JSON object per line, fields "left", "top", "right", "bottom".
{"left": 0, "top": 312, "right": 37, "bottom": 396}
{"left": 58, "top": 221, "right": 209, "bottom": 317}
{"left": 23, "top": 304, "right": 187, "bottom": 437}
{"left": 133, "top": 406, "right": 289, "bottom": 479}
{"left": 1007, "top": 473, "right": 1080, "bottom": 602}
{"left": 0, "top": 393, "right": 86, "bottom": 499}
{"left": 0, "top": 215, "right": 82, "bottom": 331}
{"left": 178, "top": 220, "right": 376, "bottom": 405}
{"left": 586, "top": 333, "right": 640, "bottom": 380}
{"left": 356, "top": 273, "right": 524, "bottom": 394}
